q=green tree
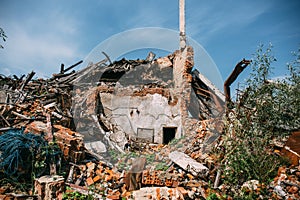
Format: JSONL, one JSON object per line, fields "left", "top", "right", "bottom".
{"left": 0, "top": 27, "right": 7, "bottom": 49}
{"left": 218, "top": 44, "right": 299, "bottom": 197}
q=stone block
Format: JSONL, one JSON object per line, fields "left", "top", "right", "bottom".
{"left": 169, "top": 151, "right": 208, "bottom": 177}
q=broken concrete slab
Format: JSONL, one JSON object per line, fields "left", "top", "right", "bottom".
{"left": 169, "top": 151, "right": 208, "bottom": 177}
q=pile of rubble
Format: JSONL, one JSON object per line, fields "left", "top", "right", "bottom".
{"left": 0, "top": 50, "right": 299, "bottom": 200}
{"left": 30, "top": 121, "right": 222, "bottom": 199}
{"left": 269, "top": 165, "right": 300, "bottom": 199}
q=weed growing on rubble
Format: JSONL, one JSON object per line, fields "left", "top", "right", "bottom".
{"left": 145, "top": 153, "right": 155, "bottom": 163}
{"left": 108, "top": 149, "right": 119, "bottom": 162}
{"left": 168, "top": 135, "right": 185, "bottom": 146}
{"left": 62, "top": 186, "right": 94, "bottom": 200}
{"left": 109, "top": 149, "right": 142, "bottom": 170}
{"left": 154, "top": 162, "right": 169, "bottom": 171}
{"left": 207, "top": 193, "right": 221, "bottom": 200}
{"left": 218, "top": 44, "right": 299, "bottom": 195}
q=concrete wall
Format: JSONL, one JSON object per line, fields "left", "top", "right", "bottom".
{"left": 100, "top": 92, "right": 182, "bottom": 144}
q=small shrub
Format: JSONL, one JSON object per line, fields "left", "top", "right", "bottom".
{"left": 154, "top": 162, "right": 169, "bottom": 171}
{"left": 62, "top": 186, "right": 94, "bottom": 200}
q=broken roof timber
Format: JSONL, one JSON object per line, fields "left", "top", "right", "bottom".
{"left": 192, "top": 69, "right": 225, "bottom": 103}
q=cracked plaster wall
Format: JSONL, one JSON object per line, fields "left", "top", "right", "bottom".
{"left": 100, "top": 92, "right": 182, "bottom": 144}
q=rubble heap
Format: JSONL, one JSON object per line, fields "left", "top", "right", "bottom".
{"left": 0, "top": 48, "right": 299, "bottom": 200}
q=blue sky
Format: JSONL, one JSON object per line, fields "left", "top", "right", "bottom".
{"left": 0, "top": 0, "right": 299, "bottom": 91}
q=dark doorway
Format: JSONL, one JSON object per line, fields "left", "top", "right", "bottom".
{"left": 163, "top": 127, "right": 177, "bottom": 144}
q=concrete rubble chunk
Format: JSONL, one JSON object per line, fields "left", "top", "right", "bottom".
{"left": 274, "top": 185, "right": 287, "bottom": 198}
{"left": 169, "top": 151, "right": 209, "bottom": 177}
{"left": 85, "top": 140, "right": 107, "bottom": 153}
{"left": 132, "top": 187, "right": 185, "bottom": 200}
{"left": 242, "top": 180, "right": 259, "bottom": 191}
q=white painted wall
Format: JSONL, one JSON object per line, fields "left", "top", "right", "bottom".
{"left": 101, "top": 92, "right": 182, "bottom": 144}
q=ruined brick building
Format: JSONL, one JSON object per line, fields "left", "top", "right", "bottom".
{"left": 72, "top": 46, "right": 225, "bottom": 151}
{"left": 70, "top": 0, "right": 225, "bottom": 151}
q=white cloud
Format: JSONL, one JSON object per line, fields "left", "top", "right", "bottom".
{"left": 186, "top": 1, "right": 272, "bottom": 43}
{"left": 124, "top": 1, "right": 177, "bottom": 29}
{"left": 0, "top": 67, "right": 12, "bottom": 76}
{"left": 0, "top": 11, "right": 83, "bottom": 77}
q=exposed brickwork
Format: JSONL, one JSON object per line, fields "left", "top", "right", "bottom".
{"left": 53, "top": 125, "right": 85, "bottom": 163}
{"left": 281, "top": 131, "right": 300, "bottom": 165}
{"left": 173, "top": 46, "right": 194, "bottom": 136}
{"left": 34, "top": 175, "right": 64, "bottom": 200}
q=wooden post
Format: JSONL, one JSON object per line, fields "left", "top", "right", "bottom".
{"left": 224, "top": 59, "right": 251, "bottom": 103}
{"left": 60, "top": 63, "right": 64, "bottom": 74}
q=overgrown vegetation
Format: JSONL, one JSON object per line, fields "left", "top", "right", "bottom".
{"left": 217, "top": 44, "right": 299, "bottom": 197}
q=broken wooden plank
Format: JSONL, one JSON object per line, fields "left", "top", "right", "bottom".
{"left": 46, "top": 112, "right": 53, "bottom": 142}
{"left": 11, "top": 110, "right": 30, "bottom": 119}
{"left": 125, "top": 157, "right": 146, "bottom": 191}
{"left": 169, "top": 151, "right": 208, "bottom": 177}
{"left": 0, "top": 114, "right": 10, "bottom": 126}
{"left": 67, "top": 165, "right": 75, "bottom": 183}
{"left": 60, "top": 63, "right": 65, "bottom": 74}
{"left": 62, "top": 60, "right": 83, "bottom": 74}
{"left": 20, "top": 71, "right": 36, "bottom": 91}
{"left": 192, "top": 69, "right": 225, "bottom": 103}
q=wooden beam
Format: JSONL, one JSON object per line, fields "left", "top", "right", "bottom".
{"left": 224, "top": 59, "right": 251, "bottom": 102}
